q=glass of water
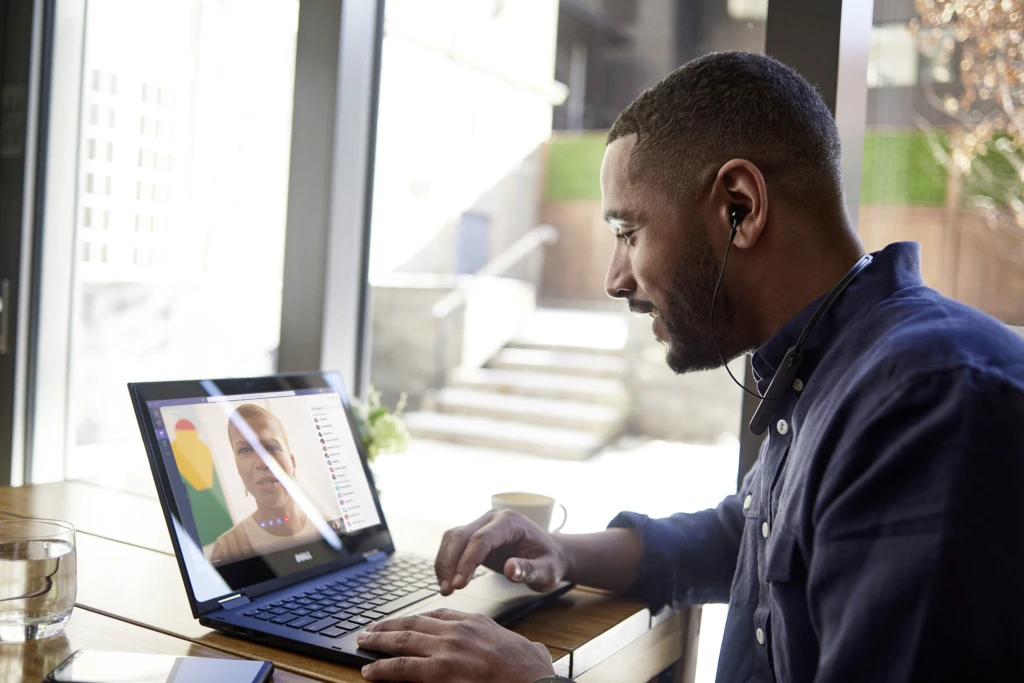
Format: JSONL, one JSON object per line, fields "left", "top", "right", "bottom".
{"left": 0, "top": 519, "right": 76, "bottom": 641}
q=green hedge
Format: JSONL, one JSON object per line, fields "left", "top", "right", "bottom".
{"left": 859, "top": 132, "right": 947, "bottom": 206}
{"left": 545, "top": 131, "right": 959, "bottom": 206}
{"left": 545, "top": 134, "right": 607, "bottom": 201}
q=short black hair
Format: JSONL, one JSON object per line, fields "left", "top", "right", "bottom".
{"left": 607, "top": 52, "right": 843, "bottom": 210}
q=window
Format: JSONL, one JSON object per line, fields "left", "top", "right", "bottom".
{"left": 860, "top": 1, "right": 1024, "bottom": 325}
{"left": 40, "top": 0, "right": 300, "bottom": 481}
{"left": 366, "top": 2, "right": 766, "bottom": 681}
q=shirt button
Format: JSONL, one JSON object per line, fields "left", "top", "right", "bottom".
{"left": 756, "top": 627, "right": 766, "bottom": 645}
{"left": 792, "top": 378, "right": 804, "bottom": 392}
{"left": 762, "top": 522, "right": 770, "bottom": 538}
{"left": 776, "top": 419, "right": 789, "bottom": 435}
{"left": 743, "top": 494, "right": 753, "bottom": 510}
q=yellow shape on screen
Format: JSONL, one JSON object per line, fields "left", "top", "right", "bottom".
{"left": 170, "top": 419, "right": 215, "bottom": 491}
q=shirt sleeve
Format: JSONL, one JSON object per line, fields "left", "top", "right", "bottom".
{"left": 606, "top": 463, "right": 754, "bottom": 611}
{"left": 808, "top": 368, "right": 1024, "bottom": 682}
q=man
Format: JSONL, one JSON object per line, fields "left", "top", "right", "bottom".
{"left": 358, "top": 52, "right": 1024, "bottom": 682}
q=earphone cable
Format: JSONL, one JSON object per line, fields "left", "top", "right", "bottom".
{"left": 711, "top": 232, "right": 762, "bottom": 399}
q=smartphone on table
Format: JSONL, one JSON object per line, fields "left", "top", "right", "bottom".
{"left": 45, "top": 650, "right": 274, "bottom": 683}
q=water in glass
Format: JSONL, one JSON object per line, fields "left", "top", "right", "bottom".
{"left": 0, "top": 520, "right": 76, "bottom": 641}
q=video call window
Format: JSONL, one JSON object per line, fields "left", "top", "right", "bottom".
{"left": 155, "top": 392, "right": 380, "bottom": 566}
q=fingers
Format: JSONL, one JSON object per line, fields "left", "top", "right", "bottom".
{"left": 418, "top": 607, "right": 476, "bottom": 623}
{"left": 365, "top": 613, "right": 450, "bottom": 636}
{"left": 451, "top": 517, "right": 519, "bottom": 590}
{"left": 503, "top": 556, "right": 560, "bottom": 591}
{"left": 435, "top": 512, "right": 496, "bottom": 595}
{"left": 356, "top": 629, "right": 437, "bottom": 657}
{"left": 360, "top": 656, "right": 431, "bottom": 682}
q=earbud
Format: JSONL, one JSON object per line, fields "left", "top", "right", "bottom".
{"left": 729, "top": 207, "right": 747, "bottom": 230}
{"left": 728, "top": 208, "right": 747, "bottom": 242}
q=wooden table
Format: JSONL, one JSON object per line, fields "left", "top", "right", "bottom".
{"left": 0, "top": 482, "right": 693, "bottom": 682}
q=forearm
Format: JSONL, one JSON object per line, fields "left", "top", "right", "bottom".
{"left": 556, "top": 528, "right": 641, "bottom": 593}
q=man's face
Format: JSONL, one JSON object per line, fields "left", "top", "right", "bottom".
{"left": 601, "top": 136, "right": 736, "bottom": 374}
{"left": 229, "top": 415, "right": 296, "bottom": 508}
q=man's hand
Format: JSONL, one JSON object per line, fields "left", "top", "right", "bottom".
{"left": 357, "top": 609, "right": 555, "bottom": 683}
{"left": 434, "top": 509, "right": 571, "bottom": 595}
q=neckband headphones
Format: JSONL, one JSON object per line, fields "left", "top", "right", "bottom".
{"left": 712, "top": 208, "right": 873, "bottom": 436}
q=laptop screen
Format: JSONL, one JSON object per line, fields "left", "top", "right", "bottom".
{"left": 133, "top": 374, "right": 393, "bottom": 606}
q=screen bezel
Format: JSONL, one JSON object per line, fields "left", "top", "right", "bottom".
{"left": 128, "top": 372, "right": 395, "bottom": 617}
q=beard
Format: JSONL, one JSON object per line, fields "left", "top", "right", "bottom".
{"left": 659, "top": 224, "right": 738, "bottom": 374}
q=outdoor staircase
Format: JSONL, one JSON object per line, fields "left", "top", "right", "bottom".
{"left": 403, "top": 309, "right": 630, "bottom": 460}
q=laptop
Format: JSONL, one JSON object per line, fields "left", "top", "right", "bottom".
{"left": 128, "top": 371, "right": 572, "bottom": 667}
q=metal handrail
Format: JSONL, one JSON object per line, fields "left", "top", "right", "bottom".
{"left": 430, "top": 224, "right": 559, "bottom": 388}
{"left": 430, "top": 224, "right": 559, "bottom": 320}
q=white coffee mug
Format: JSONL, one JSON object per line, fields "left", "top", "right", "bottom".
{"left": 491, "top": 492, "right": 567, "bottom": 533}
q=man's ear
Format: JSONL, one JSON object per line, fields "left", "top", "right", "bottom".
{"left": 714, "top": 159, "right": 767, "bottom": 250}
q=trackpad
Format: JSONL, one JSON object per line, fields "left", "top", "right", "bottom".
{"left": 390, "top": 571, "right": 571, "bottom": 624}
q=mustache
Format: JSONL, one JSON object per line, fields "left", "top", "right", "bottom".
{"left": 628, "top": 299, "right": 658, "bottom": 316}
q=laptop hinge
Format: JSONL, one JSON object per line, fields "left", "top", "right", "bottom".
{"left": 217, "top": 593, "right": 251, "bottom": 610}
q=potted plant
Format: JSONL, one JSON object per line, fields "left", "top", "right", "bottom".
{"left": 350, "top": 387, "right": 409, "bottom": 470}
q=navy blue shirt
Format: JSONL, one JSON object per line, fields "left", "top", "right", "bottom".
{"left": 609, "top": 242, "right": 1024, "bottom": 682}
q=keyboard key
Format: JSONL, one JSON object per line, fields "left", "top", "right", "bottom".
{"left": 296, "top": 599, "right": 314, "bottom": 606}
{"left": 292, "top": 609, "right": 311, "bottom": 617}
{"left": 270, "top": 614, "right": 298, "bottom": 625}
{"left": 320, "top": 626, "right": 350, "bottom": 638}
{"left": 269, "top": 608, "right": 287, "bottom": 616}
{"left": 243, "top": 610, "right": 258, "bottom": 616}
{"left": 310, "top": 611, "right": 329, "bottom": 619}
{"left": 302, "top": 617, "right": 340, "bottom": 633}
{"left": 281, "top": 602, "right": 299, "bottom": 610}
{"left": 377, "top": 588, "right": 437, "bottom": 615}
{"left": 363, "top": 610, "right": 385, "bottom": 620}
{"left": 323, "top": 607, "right": 341, "bottom": 615}
{"left": 252, "top": 612, "right": 273, "bottom": 621}
{"left": 286, "top": 616, "right": 317, "bottom": 629}
{"left": 349, "top": 616, "right": 371, "bottom": 625}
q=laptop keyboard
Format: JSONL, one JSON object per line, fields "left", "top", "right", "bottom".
{"left": 241, "top": 557, "right": 475, "bottom": 639}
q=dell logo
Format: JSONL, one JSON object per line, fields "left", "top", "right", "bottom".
{"left": 294, "top": 551, "right": 313, "bottom": 563}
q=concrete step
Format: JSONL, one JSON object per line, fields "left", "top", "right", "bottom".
{"left": 488, "top": 348, "right": 627, "bottom": 379}
{"left": 505, "top": 339, "right": 625, "bottom": 357}
{"left": 434, "top": 387, "right": 626, "bottom": 433}
{"left": 403, "top": 412, "right": 608, "bottom": 460}
{"left": 509, "top": 308, "right": 628, "bottom": 356}
{"left": 449, "top": 368, "right": 629, "bottom": 405}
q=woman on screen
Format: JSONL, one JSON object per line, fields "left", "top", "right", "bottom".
{"left": 209, "top": 404, "right": 323, "bottom": 565}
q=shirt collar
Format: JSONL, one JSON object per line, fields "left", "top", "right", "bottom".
{"left": 749, "top": 241, "right": 925, "bottom": 394}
